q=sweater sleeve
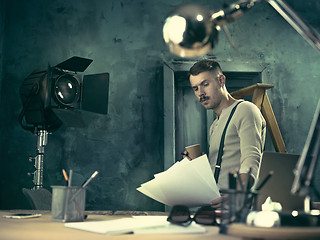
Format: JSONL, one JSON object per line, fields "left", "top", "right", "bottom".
{"left": 236, "top": 102, "right": 266, "bottom": 180}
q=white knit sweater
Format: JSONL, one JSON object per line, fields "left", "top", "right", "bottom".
{"left": 209, "top": 100, "right": 266, "bottom": 190}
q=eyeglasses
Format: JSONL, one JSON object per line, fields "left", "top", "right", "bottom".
{"left": 167, "top": 205, "right": 217, "bottom": 226}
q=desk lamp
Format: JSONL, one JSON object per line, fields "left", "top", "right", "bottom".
{"left": 163, "top": 0, "right": 320, "bottom": 57}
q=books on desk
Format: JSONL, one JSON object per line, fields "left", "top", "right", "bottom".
{"left": 65, "top": 216, "right": 206, "bottom": 235}
{"left": 137, "top": 154, "right": 220, "bottom": 207}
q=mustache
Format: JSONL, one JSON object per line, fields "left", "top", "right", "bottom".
{"left": 200, "top": 96, "right": 209, "bottom": 102}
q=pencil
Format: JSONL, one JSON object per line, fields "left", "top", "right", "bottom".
{"left": 68, "top": 169, "right": 73, "bottom": 187}
{"left": 62, "top": 169, "right": 69, "bottom": 186}
{"left": 236, "top": 170, "right": 244, "bottom": 191}
{"left": 229, "top": 171, "right": 237, "bottom": 189}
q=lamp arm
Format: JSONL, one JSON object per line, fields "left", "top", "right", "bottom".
{"left": 162, "top": 0, "right": 320, "bottom": 57}
{"left": 211, "top": 0, "right": 259, "bottom": 26}
{"left": 266, "top": 0, "right": 320, "bottom": 52}
{"left": 214, "top": 0, "right": 320, "bottom": 53}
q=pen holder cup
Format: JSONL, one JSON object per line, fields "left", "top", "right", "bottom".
{"left": 220, "top": 189, "right": 259, "bottom": 225}
{"left": 51, "top": 186, "right": 86, "bottom": 222}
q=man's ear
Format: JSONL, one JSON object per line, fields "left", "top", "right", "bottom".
{"left": 218, "top": 74, "right": 226, "bottom": 86}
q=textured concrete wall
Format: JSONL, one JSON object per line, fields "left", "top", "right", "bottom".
{"left": 0, "top": 0, "right": 320, "bottom": 210}
{"left": 0, "top": 0, "right": 4, "bottom": 100}
{"left": 0, "top": 0, "right": 170, "bottom": 210}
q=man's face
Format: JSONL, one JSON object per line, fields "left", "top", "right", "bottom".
{"left": 189, "top": 71, "right": 223, "bottom": 110}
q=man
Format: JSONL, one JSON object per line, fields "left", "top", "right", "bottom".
{"left": 188, "top": 59, "right": 266, "bottom": 207}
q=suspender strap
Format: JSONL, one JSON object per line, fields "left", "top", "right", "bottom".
{"left": 214, "top": 101, "right": 242, "bottom": 183}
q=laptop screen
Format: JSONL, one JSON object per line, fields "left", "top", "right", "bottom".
{"left": 257, "top": 151, "right": 305, "bottom": 211}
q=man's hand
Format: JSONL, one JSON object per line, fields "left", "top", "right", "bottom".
{"left": 210, "top": 196, "right": 223, "bottom": 209}
{"left": 239, "top": 173, "right": 254, "bottom": 190}
{"left": 181, "top": 150, "right": 191, "bottom": 160}
{"left": 181, "top": 151, "right": 205, "bottom": 160}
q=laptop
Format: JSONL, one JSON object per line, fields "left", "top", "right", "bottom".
{"left": 256, "top": 151, "right": 305, "bottom": 211}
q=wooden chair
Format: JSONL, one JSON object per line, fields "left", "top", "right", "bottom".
{"left": 231, "top": 83, "right": 287, "bottom": 153}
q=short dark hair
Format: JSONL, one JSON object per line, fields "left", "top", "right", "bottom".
{"left": 189, "top": 59, "right": 222, "bottom": 76}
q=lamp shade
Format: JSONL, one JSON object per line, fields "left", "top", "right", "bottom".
{"left": 163, "top": 4, "right": 219, "bottom": 57}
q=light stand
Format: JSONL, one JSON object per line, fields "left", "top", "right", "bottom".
{"left": 28, "top": 129, "right": 48, "bottom": 189}
{"left": 19, "top": 56, "right": 109, "bottom": 209}
{"left": 22, "top": 129, "right": 52, "bottom": 210}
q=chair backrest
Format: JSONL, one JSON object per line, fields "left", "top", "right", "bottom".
{"left": 256, "top": 151, "right": 305, "bottom": 211}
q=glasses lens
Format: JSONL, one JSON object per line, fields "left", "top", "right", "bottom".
{"left": 194, "top": 206, "right": 216, "bottom": 225}
{"left": 168, "top": 205, "right": 190, "bottom": 223}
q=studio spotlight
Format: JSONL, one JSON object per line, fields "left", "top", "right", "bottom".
{"left": 19, "top": 56, "right": 109, "bottom": 132}
{"left": 18, "top": 56, "right": 109, "bottom": 190}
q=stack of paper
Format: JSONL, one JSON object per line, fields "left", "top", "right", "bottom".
{"left": 137, "top": 155, "right": 220, "bottom": 207}
{"left": 65, "top": 216, "right": 207, "bottom": 235}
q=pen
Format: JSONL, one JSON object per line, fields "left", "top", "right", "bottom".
{"left": 244, "top": 167, "right": 252, "bottom": 191}
{"left": 81, "top": 171, "right": 99, "bottom": 188}
{"left": 236, "top": 170, "right": 244, "bottom": 191}
{"left": 256, "top": 170, "right": 274, "bottom": 191}
{"left": 62, "top": 169, "right": 69, "bottom": 186}
{"left": 239, "top": 167, "right": 252, "bottom": 222}
{"left": 241, "top": 168, "right": 252, "bottom": 208}
{"left": 70, "top": 171, "right": 99, "bottom": 201}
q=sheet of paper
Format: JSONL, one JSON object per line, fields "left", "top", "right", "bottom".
{"left": 189, "top": 155, "right": 220, "bottom": 193}
{"left": 137, "top": 184, "right": 167, "bottom": 205}
{"left": 65, "top": 217, "right": 166, "bottom": 235}
{"left": 137, "top": 155, "right": 220, "bottom": 207}
{"left": 153, "top": 159, "right": 187, "bottom": 178}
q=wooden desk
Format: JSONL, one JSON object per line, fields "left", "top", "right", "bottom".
{"left": 227, "top": 223, "right": 320, "bottom": 240}
{"left": 0, "top": 210, "right": 239, "bottom": 240}
{"left": 3, "top": 210, "right": 319, "bottom": 240}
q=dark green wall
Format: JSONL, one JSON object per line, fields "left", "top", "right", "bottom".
{"left": 1, "top": 0, "right": 320, "bottom": 210}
